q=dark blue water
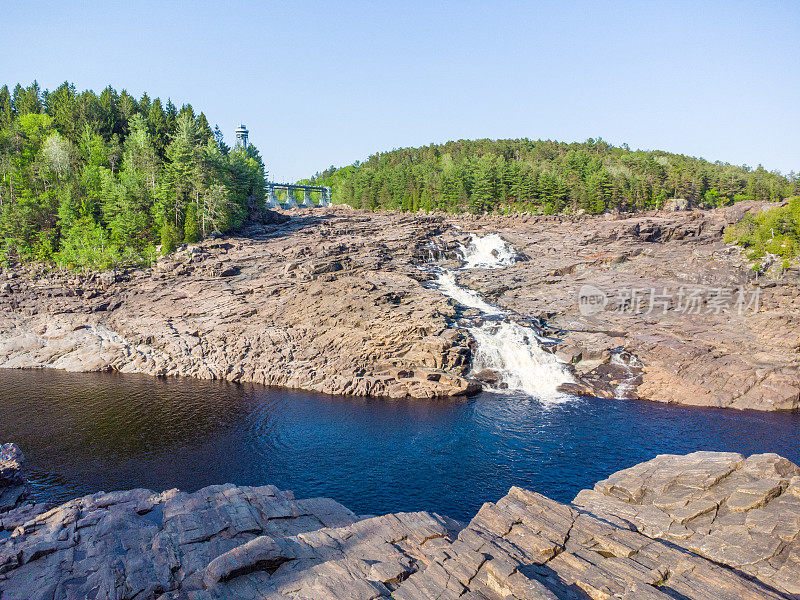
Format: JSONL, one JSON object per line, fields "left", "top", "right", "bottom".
{"left": 1, "top": 369, "right": 798, "bottom": 521}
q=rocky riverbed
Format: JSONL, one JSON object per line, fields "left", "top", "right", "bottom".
{"left": 1, "top": 445, "right": 798, "bottom": 599}
{"left": 0, "top": 204, "right": 798, "bottom": 410}
{"left": 448, "top": 202, "right": 800, "bottom": 410}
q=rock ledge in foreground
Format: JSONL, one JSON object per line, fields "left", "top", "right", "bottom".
{"left": 574, "top": 450, "right": 800, "bottom": 597}
{"left": 2, "top": 450, "right": 799, "bottom": 599}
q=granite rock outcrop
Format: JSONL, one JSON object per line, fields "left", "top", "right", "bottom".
{"left": 1, "top": 451, "right": 797, "bottom": 599}
{"left": 446, "top": 202, "right": 800, "bottom": 410}
{"left": 0, "top": 210, "right": 478, "bottom": 400}
{"left": 574, "top": 451, "right": 800, "bottom": 596}
{"left": 1, "top": 204, "right": 798, "bottom": 410}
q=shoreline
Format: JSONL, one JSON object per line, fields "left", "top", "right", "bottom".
{"left": 0, "top": 205, "right": 797, "bottom": 411}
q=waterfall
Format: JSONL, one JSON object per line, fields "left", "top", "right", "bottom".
{"left": 470, "top": 321, "right": 573, "bottom": 399}
{"left": 610, "top": 352, "right": 642, "bottom": 399}
{"left": 461, "top": 233, "right": 517, "bottom": 269}
{"left": 434, "top": 271, "right": 505, "bottom": 315}
{"left": 429, "top": 233, "right": 574, "bottom": 400}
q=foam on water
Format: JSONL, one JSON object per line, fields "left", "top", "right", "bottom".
{"left": 470, "top": 321, "right": 574, "bottom": 400}
{"left": 460, "top": 233, "right": 517, "bottom": 269}
{"left": 434, "top": 271, "right": 505, "bottom": 315}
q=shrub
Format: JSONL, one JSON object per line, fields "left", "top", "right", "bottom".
{"left": 725, "top": 197, "right": 800, "bottom": 267}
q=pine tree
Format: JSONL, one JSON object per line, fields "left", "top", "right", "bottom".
{"left": 196, "top": 113, "right": 213, "bottom": 144}
{"left": 470, "top": 163, "right": 492, "bottom": 214}
{"left": 0, "top": 80, "right": 276, "bottom": 266}
{"left": 98, "top": 86, "right": 121, "bottom": 140}
{"left": 13, "top": 81, "right": 43, "bottom": 115}
{"left": 183, "top": 201, "right": 200, "bottom": 243}
{"left": 147, "top": 98, "right": 169, "bottom": 158}
{"left": 45, "top": 82, "right": 78, "bottom": 140}
{"left": 156, "top": 113, "right": 197, "bottom": 232}
{"left": 118, "top": 90, "right": 138, "bottom": 131}
{"left": 0, "top": 86, "right": 13, "bottom": 128}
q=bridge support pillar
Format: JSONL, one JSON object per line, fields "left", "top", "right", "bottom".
{"left": 319, "top": 187, "right": 331, "bottom": 207}
{"left": 284, "top": 188, "right": 298, "bottom": 208}
{"left": 302, "top": 189, "right": 313, "bottom": 207}
{"left": 266, "top": 186, "right": 279, "bottom": 208}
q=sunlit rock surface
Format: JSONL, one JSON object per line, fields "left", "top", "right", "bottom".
{"left": 574, "top": 451, "right": 800, "bottom": 597}
{"left": 1, "top": 451, "right": 797, "bottom": 599}
{"left": 0, "top": 209, "right": 478, "bottom": 400}
{"left": 1, "top": 203, "right": 798, "bottom": 409}
{"left": 451, "top": 202, "right": 800, "bottom": 411}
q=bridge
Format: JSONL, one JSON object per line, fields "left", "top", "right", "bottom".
{"left": 265, "top": 182, "right": 332, "bottom": 209}
{"left": 233, "top": 125, "right": 332, "bottom": 209}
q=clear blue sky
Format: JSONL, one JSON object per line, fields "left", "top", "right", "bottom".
{"left": 2, "top": 1, "right": 798, "bottom": 181}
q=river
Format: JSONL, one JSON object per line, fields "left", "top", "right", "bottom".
{"left": 2, "top": 368, "right": 798, "bottom": 521}
{"left": 3, "top": 233, "right": 798, "bottom": 522}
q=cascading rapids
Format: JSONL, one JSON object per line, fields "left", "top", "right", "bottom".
{"left": 435, "top": 271, "right": 505, "bottom": 315}
{"left": 429, "top": 233, "right": 574, "bottom": 400}
{"left": 469, "top": 321, "right": 573, "bottom": 398}
{"left": 461, "top": 233, "right": 517, "bottom": 269}
{"left": 610, "top": 352, "right": 642, "bottom": 399}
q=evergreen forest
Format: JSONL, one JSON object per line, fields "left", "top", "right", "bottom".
{"left": 307, "top": 138, "right": 798, "bottom": 214}
{"left": 0, "top": 81, "right": 266, "bottom": 269}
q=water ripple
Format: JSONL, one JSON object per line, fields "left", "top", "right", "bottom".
{"left": 1, "top": 370, "right": 798, "bottom": 521}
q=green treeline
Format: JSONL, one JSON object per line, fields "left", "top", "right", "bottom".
{"left": 309, "top": 138, "right": 798, "bottom": 214}
{"left": 0, "top": 81, "right": 266, "bottom": 269}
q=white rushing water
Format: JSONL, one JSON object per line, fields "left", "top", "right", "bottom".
{"left": 470, "top": 321, "right": 573, "bottom": 399}
{"left": 435, "top": 271, "right": 505, "bottom": 315}
{"left": 460, "top": 233, "right": 517, "bottom": 269}
{"left": 430, "top": 233, "right": 574, "bottom": 400}
{"left": 610, "top": 352, "right": 642, "bottom": 399}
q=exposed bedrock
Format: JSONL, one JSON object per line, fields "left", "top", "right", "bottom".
{"left": 0, "top": 210, "right": 479, "bottom": 400}
{"left": 438, "top": 201, "right": 800, "bottom": 411}
{"left": 0, "top": 203, "right": 798, "bottom": 409}
{"left": 1, "top": 451, "right": 798, "bottom": 599}
{"left": 574, "top": 451, "right": 800, "bottom": 597}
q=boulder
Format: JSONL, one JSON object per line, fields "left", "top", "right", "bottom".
{"left": 663, "top": 197, "right": 689, "bottom": 211}
{"left": 0, "top": 443, "right": 28, "bottom": 513}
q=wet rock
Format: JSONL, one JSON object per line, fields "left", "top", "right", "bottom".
{"left": 0, "top": 443, "right": 28, "bottom": 513}
{"left": 472, "top": 368, "right": 501, "bottom": 385}
{"left": 556, "top": 381, "right": 596, "bottom": 397}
